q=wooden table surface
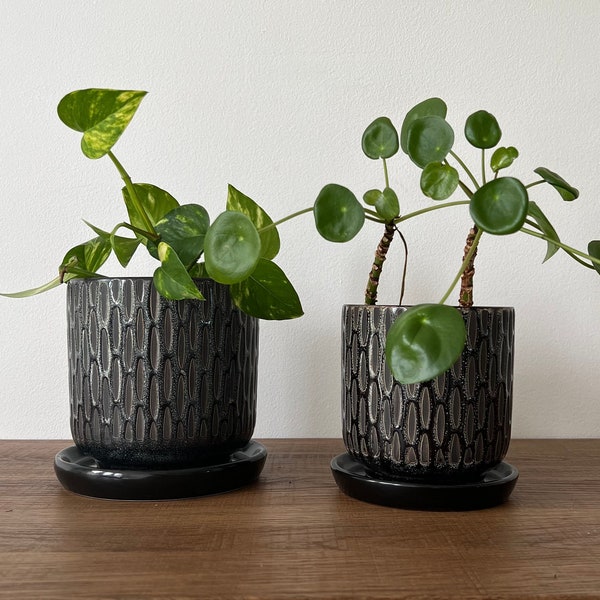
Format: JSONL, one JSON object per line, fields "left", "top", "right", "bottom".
{"left": 1, "top": 439, "right": 599, "bottom": 600}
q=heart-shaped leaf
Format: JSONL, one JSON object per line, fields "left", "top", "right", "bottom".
{"left": 60, "top": 236, "right": 112, "bottom": 274}
{"left": 153, "top": 242, "right": 204, "bottom": 300}
{"left": 588, "top": 241, "right": 600, "bottom": 275}
{"left": 374, "top": 187, "right": 400, "bottom": 221}
{"left": 153, "top": 204, "right": 210, "bottom": 267}
{"left": 385, "top": 304, "right": 466, "bottom": 384}
{"left": 534, "top": 167, "right": 579, "bottom": 201}
{"left": 470, "top": 177, "right": 529, "bottom": 235}
{"left": 420, "top": 161, "right": 459, "bottom": 200}
{"left": 230, "top": 258, "right": 303, "bottom": 320}
{"left": 491, "top": 146, "right": 519, "bottom": 173}
{"left": 122, "top": 183, "right": 180, "bottom": 237}
{"left": 226, "top": 185, "right": 280, "bottom": 260}
{"left": 84, "top": 221, "right": 140, "bottom": 268}
{"left": 527, "top": 202, "right": 560, "bottom": 262}
{"left": 314, "top": 184, "right": 365, "bottom": 242}
{"left": 400, "top": 98, "right": 447, "bottom": 154}
{"left": 57, "top": 89, "right": 147, "bottom": 159}
{"left": 464, "top": 110, "right": 501, "bottom": 149}
{"left": 405, "top": 115, "right": 454, "bottom": 168}
{"left": 361, "top": 117, "right": 399, "bottom": 160}
{"left": 204, "top": 211, "right": 261, "bottom": 284}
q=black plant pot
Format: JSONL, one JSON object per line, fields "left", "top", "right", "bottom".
{"left": 54, "top": 277, "right": 266, "bottom": 499}
{"left": 331, "top": 305, "right": 519, "bottom": 510}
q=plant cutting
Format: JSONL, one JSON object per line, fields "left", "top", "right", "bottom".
{"left": 1, "top": 88, "right": 304, "bottom": 500}
{"left": 300, "top": 98, "right": 600, "bottom": 509}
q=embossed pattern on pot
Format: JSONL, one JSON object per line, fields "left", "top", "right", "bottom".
{"left": 341, "top": 305, "right": 514, "bottom": 482}
{"left": 67, "top": 278, "right": 259, "bottom": 468}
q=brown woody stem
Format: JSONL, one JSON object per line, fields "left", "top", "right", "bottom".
{"left": 365, "top": 222, "right": 395, "bottom": 305}
{"left": 459, "top": 225, "right": 479, "bottom": 307}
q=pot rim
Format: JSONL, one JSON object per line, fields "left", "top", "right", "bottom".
{"left": 343, "top": 304, "right": 514, "bottom": 310}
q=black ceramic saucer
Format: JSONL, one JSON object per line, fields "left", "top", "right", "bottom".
{"left": 55, "top": 441, "right": 267, "bottom": 500}
{"left": 331, "top": 453, "right": 518, "bottom": 511}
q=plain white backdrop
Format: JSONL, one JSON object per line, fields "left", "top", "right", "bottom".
{"left": 0, "top": 1, "right": 598, "bottom": 439}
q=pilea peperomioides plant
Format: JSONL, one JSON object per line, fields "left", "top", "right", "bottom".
{"left": 2, "top": 88, "right": 304, "bottom": 321}
{"left": 301, "top": 98, "right": 600, "bottom": 384}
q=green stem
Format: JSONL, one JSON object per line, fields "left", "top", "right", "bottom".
{"left": 107, "top": 151, "right": 156, "bottom": 235}
{"left": 113, "top": 222, "right": 159, "bottom": 242}
{"left": 439, "top": 229, "right": 483, "bottom": 305}
{"left": 394, "top": 200, "right": 470, "bottom": 225}
{"left": 258, "top": 207, "right": 314, "bottom": 234}
{"left": 525, "top": 180, "right": 546, "bottom": 190}
{"left": 449, "top": 150, "right": 480, "bottom": 190}
{"left": 481, "top": 149, "right": 487, "bottom": 185}
{"left": 383, "top": 157, "right": 390, "bottom": 189}
{"left": 520, "top": 227, "right": 600, "bottom": 268}
{"left": 394, "top": 225, "right": 409, "bottom": 305}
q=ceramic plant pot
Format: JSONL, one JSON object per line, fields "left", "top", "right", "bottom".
{"left": 65, "top": 277, "right": 259, "bottom": 469}
{"left": 341, "top": 305, "right": 515, "bottom": 480}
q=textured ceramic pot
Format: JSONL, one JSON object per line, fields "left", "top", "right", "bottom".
{"left": 342, "top": 305, "right": 514, "bottom": 482}
{"left": 66, "top": 277, "right": 259, "bottom": 469}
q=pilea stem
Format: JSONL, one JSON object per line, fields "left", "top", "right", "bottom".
{"left": 449, "top": 150, "right": 480, "bottom": 190}
{"left": 107, "top": 151, "right": 156, "bottom": 236}
{"left": 395, "top": 225, "right": 409, "bottom": 305}
{"left": 459, "top": 225, "right": 479, "bottom": 307}
{"left": 259, "top": 206, "right": 314, "bottom": 233}
{"left": 365, "top": 221, "right": 396, "bottom": 305}
{"left": 394, "top": 200, "right": 470, "bottom": 224}
{"left": 439, "top": 228, "right": 483, "bottom": 306}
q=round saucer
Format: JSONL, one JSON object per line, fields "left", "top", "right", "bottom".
{"left": 55, "top": 441, "right": 267, "bottom": 500}
{"left": 331, "top": 453, "right": 518, "bottom": 511}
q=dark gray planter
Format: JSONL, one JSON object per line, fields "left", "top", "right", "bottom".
{"left": 341, "top": 305, "right": 515, "bottom": 483}
{"left": 66, "top": 277, "right": 259, "bottom": 469}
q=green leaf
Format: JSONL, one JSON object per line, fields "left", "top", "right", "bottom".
{"left": 363, "top": 189, "right": 384, "bottom": 206}
{"left": 0, "top": 276, "right": 62, "bottom": 298}
{"left": 534, "top": 167, "right": 579, "bottom": 201}
{"left": 204, "top": 211, "right": 261, "bottom": 284}
{"left": 527, "top": 202, "right": 560, "bottom": 262}
{"left": 122, "top": 183, "right": 180, "bottom": 237}
{"left": 490, "top": 146, "right": 518, "bottom": 173}
{"left": 84, "top": 221, "right": 140, "bottom": 268}
{"left": 588, "top": 241, "right": 600, "bottom": 275}
{"left": 400, "top": 98, "right": 447, "bottom": 154}
{"left": 153, "top": 204, "right": 210, "bottom": 267}
{"left": 385, "top": 304, "right": 466, "bottom": 384}
{"left": 405, "top": 115, "right": 454, "bottom": 168}
{"left": 226, "top": 184, "right": 280, "bottom": 260}
{"left": 61, "top": 236, "right": 112, "bottom": 274}
{"left": 153, "top": 242, "right": 204, "bottom": 300}
{"left": 230, "top": 258, "right": 303, "bottom": 320}
{"left": 374, "top": 187, "right": 400, "bottom": 221}
{"left": 314, "top": 184, "right": 365, "bottom": 242}
{"left": 464, "top": 110, "right": 501, "bottom": 149}
{"left": 470, "top": 177, "right": 529, "bottom": 235}
{"left": 57, "top": 89, "right": 147, "bottom": 159}
{"left": 188, "top": 262, "right": 208, "bottom": 279}
{"left": 361, "top": 117, "right": 399, "bottom": 160}
{"left": 420, "top": 161, "right": 459, "bottom": 200}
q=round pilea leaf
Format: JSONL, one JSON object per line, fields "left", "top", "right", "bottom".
{"left": 491, "top": 146, "right": 519, "bottom": 173}
{"left": 314, "top": 184, "right": 365, "bottom": 242}
{"left": 204, "top": 211, "right": 261, "bottom": 284}
{"left": 405, "top": 115, "right": 454, "bottom": 168}
{"left": 385, "top": 304, "right": 466, "bottom": 384}
{"left": 420, "top": 161, "right": 459, "bottom": 200}
{"left": 588, "top": 241, "right": 600, "bottom": 275}
{"left": 470, "top": 177, "right": 529, "bottom": 235}
{"left": 534, "top": 167, "right": 579, "bottom": 201}
{"left": 361, "top": 117, "right": 399, "bottom": 160}
{"left": 465, "top": 110, "right": 502, "bottom": 149}
{"left": 363, "top": 189, "right": 384, "bottom": 207}
{"left": 400, "top": 97, "right": 448, "bottom": 154}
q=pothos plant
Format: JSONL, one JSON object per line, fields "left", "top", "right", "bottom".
{"left": 2, "top": 88, "right": 308, "bottom": 322}
{"left": 296, "top": 98, "right": 600, "bottom": 384}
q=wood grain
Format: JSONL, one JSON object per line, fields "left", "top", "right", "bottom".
{"left": 0, "top": 439, "right": 599, "bottom": 599}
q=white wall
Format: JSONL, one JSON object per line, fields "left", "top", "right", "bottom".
{"left": 1, "top": 0, "right": 598, "bottom": 439}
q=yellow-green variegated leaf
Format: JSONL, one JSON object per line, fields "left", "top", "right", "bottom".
{"left": 57, "top": 88, "right": 147, "bottom": 159}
